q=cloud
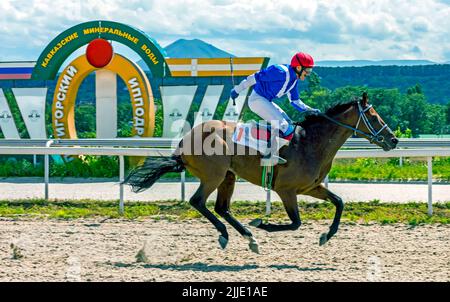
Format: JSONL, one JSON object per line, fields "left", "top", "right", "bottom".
{"left": 411, "top": 17, "right": 432, "bottom": 33}
{"left": 0, "top": 0, "right": 449, "bottom": 63}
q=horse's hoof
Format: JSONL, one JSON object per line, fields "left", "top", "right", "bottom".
{"left": 245, "top": 236, "right": 260, "bottom": 254}
{"left": 249, "top": 219, "right": 263, "bottom": 228}
{"left": 218, "top": 235, "right": 228, "bottom": 249}
{"left": 319, "top": 233, "right": 328, "bottom": 246}
{"left": 135, "top": 247, "right": 148, "bottom": 263}
{"left": 249, "top": 241, "right": 260, "bottom": 254}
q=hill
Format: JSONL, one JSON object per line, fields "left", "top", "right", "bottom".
{"left": 133, "top": 38, "right": 449, "bottom": 104}
{"left": 304, "top": 64, "right": 450, "bottom": 104}
{"left": 316, "top": 60, "right": 437, "bottom": 67}
{"left": 137, "top": 39, "right": 235, "bottom": 71}
{"left": 164, "top": 38, "right": 234, "bottom": 58}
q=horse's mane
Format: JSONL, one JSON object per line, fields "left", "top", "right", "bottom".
{"left": 299, "top": 98, "right": 358, "bottom": 128}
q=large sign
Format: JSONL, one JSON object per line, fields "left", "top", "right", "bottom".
{"left": 52, "top": 53, "right": 154, "bottom": 139}
{"left": 14, "top": 88, "right": 48, "bottom": 139}
{"left": 222, "top": 88, "right": 249, "bottom": 122}
{"left": 193, "top": 85, "right": 223, "bottom": 127}
{"left": 166, "top": 57, "right": 269, "bottom": 77}
{"left": 32, "top": 20, "right": 170, "bottom": 80}
{"left": 0, "top": 20, "right": 270, "bottom": 141}
{"left": 161, "top": 86, "right": 197, "bottom": 138}
{"left": 0, "top": 90, "right": 20, "bottom": 138}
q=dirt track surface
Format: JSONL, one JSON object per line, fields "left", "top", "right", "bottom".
{"left": 0, "top": 218, "right": 448, "bottom": 282}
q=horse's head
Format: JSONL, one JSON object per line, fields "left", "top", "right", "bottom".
{"left": 349, "top": 92, "right": 398, "bottom": 151}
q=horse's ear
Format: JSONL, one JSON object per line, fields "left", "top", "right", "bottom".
{"left": 362, "top": 92, "right": 368, "bottom": 107}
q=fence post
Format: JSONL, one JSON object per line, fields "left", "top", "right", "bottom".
{"left": 44, "top": 140, "right": 54, "bottom": 200}
{"left": 427, "top": 156, "right": 433, "bottom": 216}
{"left": 119, "top": 155, "right": 125, "bottom": 215}
{"left": 181, "top": 171, "right": 186, "bottom": 202}
{"left": 266, "top": 189, "right": 271, "bottom": 215}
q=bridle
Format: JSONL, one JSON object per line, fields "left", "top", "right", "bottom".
{"left": 318, "top": 100, "right": 388, "bottom": 143}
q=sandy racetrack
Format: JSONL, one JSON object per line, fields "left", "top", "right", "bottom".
{"left": 0, "top": 218, "right": 448, "bottom": 282}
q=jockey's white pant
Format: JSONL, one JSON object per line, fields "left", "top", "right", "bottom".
{"left": 247, "top": 90, "right": 292, "bottom": 135}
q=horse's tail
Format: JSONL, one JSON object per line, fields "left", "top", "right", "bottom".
{"left": 124, "top": 155, "right": 185, "bottom": 193}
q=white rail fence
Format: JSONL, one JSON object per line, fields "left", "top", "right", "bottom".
{"left": 0, "top": 138, "right": 449, "bottom": 216}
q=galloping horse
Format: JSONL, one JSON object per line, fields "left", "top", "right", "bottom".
{"left": 125, "top": 92, "right": 398, "bottom": 253}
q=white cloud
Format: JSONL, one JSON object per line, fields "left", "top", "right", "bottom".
{"left": 0, "top": 0, "right": 449, "bottom": 63}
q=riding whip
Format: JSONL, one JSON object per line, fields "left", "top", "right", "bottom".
{"left": 230, "top": 57, "right": 236, "bottom": 106}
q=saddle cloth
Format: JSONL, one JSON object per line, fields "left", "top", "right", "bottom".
{"left": 232, "top": 121, "right": 290, "bottom": 155}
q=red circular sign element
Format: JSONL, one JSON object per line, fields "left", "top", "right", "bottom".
{"left": 86, "top": 39, "right": 114, "bottom": 68}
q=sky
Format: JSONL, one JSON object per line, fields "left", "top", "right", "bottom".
{"left": 1, "top": 0, "right": 449, "bottom": 65}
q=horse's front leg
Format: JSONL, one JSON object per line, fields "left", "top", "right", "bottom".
{"left": 305, "top": 184, "right": 344, "bottom": 245}
{"left": 250, "top": 190, "right": 301, "bottom": 232}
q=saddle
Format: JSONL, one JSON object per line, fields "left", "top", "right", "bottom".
{"left": 232, "top": 120, "right": 292, "bottom": 156}
{"left": 232, "top": 121, "right": 271, "bottom": 155}
{"left": 232, "top": 120, "right": 298, "bottom": 190}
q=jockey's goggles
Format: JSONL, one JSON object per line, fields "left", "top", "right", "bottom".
{"left": 294, "top": 66, "right": 313, "bottom": 77}
{"left": 303, "top": 68, "right": 313, "bottom": 75}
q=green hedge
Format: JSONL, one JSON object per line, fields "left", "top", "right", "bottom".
{"left": 329, "top": 157, "right": 450, "bottom": 182}
{"left": 0, "top": 156, "right": 119, "bottom": 178}
{"left": 0, "top": 156, "right": 449, "bottom": 181}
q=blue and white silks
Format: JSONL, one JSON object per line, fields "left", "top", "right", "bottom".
{"left": 233, "top": 64, "right": 309, "bottom": 136}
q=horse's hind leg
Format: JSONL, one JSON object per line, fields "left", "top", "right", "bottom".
{"left": 305, "top": 184, "right": 344, "bottom": 246}
{"left": 190, "top": 181, "right": 230, "bottom": 249}
{"left": 250, "top": 190, "right": 301, "bottom": 232}
{"left": 214, "top": 171, "right": 260, "bottom": 254}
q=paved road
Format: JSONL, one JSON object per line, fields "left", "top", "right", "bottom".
{"left": 0, "top": 177, "right": 449, "bottom": 203}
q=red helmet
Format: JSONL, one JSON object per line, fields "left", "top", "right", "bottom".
{"left": 291, "top": 52, "right": 314, "bottom": 68}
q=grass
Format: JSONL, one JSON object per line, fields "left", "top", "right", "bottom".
{"left": 329, "top": 157, "right": 450, "bottom": 182}
{"left": 1, "top": 156, "right": 449, "bottom": 182}
{"left": 0, "top": 199, "right": 448, "bottom": 225}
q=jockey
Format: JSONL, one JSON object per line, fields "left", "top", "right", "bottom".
{"left": 230, "top": 52, "right": 320, "bottom": 164}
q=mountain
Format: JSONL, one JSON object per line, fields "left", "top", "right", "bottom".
{"left": 138, "top": 38, "right": 444, "bottom": 69}
{"left": 316, "top": 60, "right": 437, "bottom": 67}
{"left": 137, "top": 38, "right": 235, "bottom": 71}
{"left": 164, "top": 39, "right": 235, "bottom": 58}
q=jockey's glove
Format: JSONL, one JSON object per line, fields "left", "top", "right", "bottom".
{"left": 230, "top": 88, "right": 239, "bottom": 101}
{"left": 307, "top": 107, "right": 321, "bottom": 115}
{"left": 291, "top": 99, "right": 321, "bottom": 115}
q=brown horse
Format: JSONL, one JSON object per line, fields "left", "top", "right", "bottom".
{"left": 125, "top": 92, "right": 398, "bottom": 253}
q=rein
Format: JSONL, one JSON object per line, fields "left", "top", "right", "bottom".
{"left": 297, "top": 101, "right": 387, "bottom": 143}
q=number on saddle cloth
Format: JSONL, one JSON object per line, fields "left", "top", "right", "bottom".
{"left": 232, "top": 121, "right": 272, "bottom": 154}
{"left": 251, "top": 123, "right": 271, "bottom": 142}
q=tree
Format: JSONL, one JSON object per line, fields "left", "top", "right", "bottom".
{"left": 153, "top": 98, "right": 164, "bottom": 137}
{"left": 394, "top": 126, "right": 412, "bottom": 138}
{"left": 75, "top": 104, "right": 96, "bottom": 134}
{"left": 400, "top": 92, "right": 429, "bottom": 136}
{"left": 307, "top": 71, "right": 322, "bottom": 93}
{"left": 367, "top": 88, "right": 404, "bottom": 130}
{"left": 330, "top": 86, "right": 366, "bottom": 105}
{"left": 446, "top": 101, "right": 450, "bottom": 125}
{"left": 307, "top": 88, "right": 332, "bottom": 112}
{"left": 117, "top": 102, "right": 133, "bottom": 137}
{"left": 3, "top": 88, "right": 29, "bottom": 138}
{"left": 407, "top": 83, "right": 423, "bottom": 95}
{"left": 425, "top": 104, "right": 446, "bottom": 135}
